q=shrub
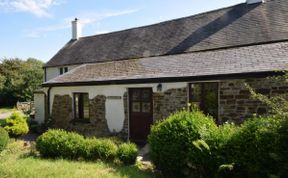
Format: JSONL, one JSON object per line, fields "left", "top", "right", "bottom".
{"left": 94, "top": 139, "right": 118, "bottom": 161}
{"left": 197, "top": 122, "right": 238, "bottom": 178}
{"left": 4, "top": 112, "right": 29, "bottom": 137}
{"left": 80, "top": 138, "right": 118, "bottom": 161}
{"left": 36, "top": 129, "right": 85, "bottom": 159}
{"left": 117, "top": 143, "right": 138, "bottom": 165}
{"left": 224, "top": 117, "right": 282, "bottom": 178}
{"left": 277, "top": 119, "right": 288, "bottom": 176}
{"left": 148, "top": 110, "right": 217, "bottom": 177}
{"left": 0, "top": 127, "right": 9, "bottom": 152}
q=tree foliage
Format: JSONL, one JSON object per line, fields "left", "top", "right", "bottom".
{"left": 0, "top": 58, "right": 44, "bottom": 106}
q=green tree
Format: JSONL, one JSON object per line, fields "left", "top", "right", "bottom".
{"left": 0, "top": 58, "right": 44, "bottom": 106}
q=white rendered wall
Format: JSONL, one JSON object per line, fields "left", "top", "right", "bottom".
{"left": 45, "top": 65, "right": 79, "bottom": 82}
{"left": 34, "top": 93, "right": 45, "bottom": 124}
{"left": 48, "top": 82, "right": 188, "bottom": 132}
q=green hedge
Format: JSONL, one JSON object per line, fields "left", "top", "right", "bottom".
{"left": 0, "top": 127, "right": 9, "bottom": 152}
{"left": 149, "top": 110, "right": 288, "bottom": 178}
{"left": 36, "top": 129, "right": 138, "bottom": 164}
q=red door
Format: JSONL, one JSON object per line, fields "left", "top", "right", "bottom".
{"left": 129, "top": 88, "right": 153, "bottom": 143}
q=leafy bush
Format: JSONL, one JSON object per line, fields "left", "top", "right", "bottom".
{"left": 4, "top": 112, "right": 29, "bottom": 137}
{"left": 277, "top": 119, "right": 288, "bottom": 176}
{"left": 117, "top": 143, "right": 138, "bottom": 165}
{"left": 148, "top": 110, "right": 217, "bottom": 177}
{"left": 93, "top": 139, "right": 118, "bottom": 161}
{"left": 224, "top": 117, "right": 282, "bottom": 178}
{"left": 0, "top": 127, "right": 9, "bottom": 152}
{"left": 36, "top": 129, "right": 85, "bottom": 159}
{"left": 80, "top": 138, "right": 118, "bottom": 161}
{"left": 200, "top": 122, "right": 238, "bottom": 177}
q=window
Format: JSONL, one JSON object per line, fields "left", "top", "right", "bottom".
{"left": 189, "top": 83, "right": 219, "bottom": 120}
{"left": 59, "top": 67, "right": 68, "bottom": 75}
{"left": 74, "top": 93, "right": 90, "bottom": 120}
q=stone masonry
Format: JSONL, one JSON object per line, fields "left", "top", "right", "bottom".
{"left": 51, "top": 95, "right": 73, "bottom": 128}
{"left": 220, "top": 78, "right": 288, "bottom": 124}
{"left": 153, "top": 87, "right": 188, "bottom": 121}
{"left": 51, "top": 94, "right": 110, "bottom": 137}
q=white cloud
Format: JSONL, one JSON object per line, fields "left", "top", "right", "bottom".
{"left": 27, "top": 9, "right": 139, "bottom": 38}
{"left": 0, "top": 0, "right": 61, "bottom": 17}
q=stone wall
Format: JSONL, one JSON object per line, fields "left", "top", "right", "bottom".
{"left": 51, "top": 95, "right": 73, "bottom": 128}
{"left": 153, "top": 87, "right": 188, "bottom": 121}
{"left": 220, "top": 78, "right": 288, "bottom": 124}
{"left": 51, "top": 94, "right": 111, "bottom": 137}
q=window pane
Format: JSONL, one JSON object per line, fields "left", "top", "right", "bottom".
{"left": 75, "top": 94, "right": 79, "bottom": 118}
{"left": 203, "top": 83, "right": 218, "bottom": 119}
{"left": 74, "top": 93, "right": 89, "bottom": 120}
{"left": 142, "top": 89, "right": 151, "bottom": 101}
{"left": 132, "top": 90, "right": 140, "bottom": 100}
{"left": 64, "top": 67, "right": 68, "bottom": 73}
{"left": 132, "top": 102, "right": 140, "bottom": 112}
{"left": 189, "top": 83, "right": 219, "bottom": 120}
{"left": 83, "top": 94, "right": 89, "bottom": 119}
{"left": 59, "top": 67, "right": 63, "bottom": 75}
{"left": 190, "top": 84, "right": 201, "bottom": 102}
{"left": 142, "top": 102, "right": 151, "bottom": 113}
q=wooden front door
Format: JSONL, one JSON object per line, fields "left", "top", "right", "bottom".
{"left": 129, "top": 88, "right": 153, "bottom": 143}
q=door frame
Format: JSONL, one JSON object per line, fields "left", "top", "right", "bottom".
{"left": 128, "top": 87, "right": 153, "bottom": 143}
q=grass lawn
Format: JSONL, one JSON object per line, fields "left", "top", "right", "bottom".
{"left": 0, "top": 140, "right": 155, "bottom": 178}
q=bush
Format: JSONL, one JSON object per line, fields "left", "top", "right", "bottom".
{"left": 199, "top": 122, "right": 238, "bottom": 178}
{"left": 117, "top": 143, "right": 138, "bottom": 165}
{"left": 224, "top": 117, "right": 282, "bottom": 178}
{"left": 148, "top": 110, "right": 217, "bottom": 177}
{"left": 81, "top": 138, "right": 118, "bottom": 161}
{"left": 36, "top": 129, "right": 85, "bottom": 159}
{"left": 4, "top": 112, "right": 29, "bottom": 137}
{"left": 0, "top": 127, "right": 9, "bottom": 152}
{"left": 277, "top": 119, "right": 288, "bottom": 176}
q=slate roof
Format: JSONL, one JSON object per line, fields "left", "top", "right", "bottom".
{"left": 43, "top": 41, "right": 288, "bottom": 86}
{"left": 45, "top": 0, "right": 288, "bottom": 68}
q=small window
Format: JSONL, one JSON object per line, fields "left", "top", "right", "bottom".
{"left": 74, "top": 93, "right": 90, "bottom": 120}
{"left": 59, "top": 67, "right": 68, "bottom": 75}
{"left": 59, "top": 67, "right": 63, "bottom": 75}
{"left": 189, "top": 83, "right": 219, "bottom": 120}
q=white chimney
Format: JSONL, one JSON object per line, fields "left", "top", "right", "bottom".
{"left": 72, "top": 18, "right": 81, "bottom": 40}
{"left": 246, "top": 0, "right": 264, "bottom": 4}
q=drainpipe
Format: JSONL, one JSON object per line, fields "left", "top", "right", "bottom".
{"left": 46, "top": 87, "right": 52, "bottom": 124}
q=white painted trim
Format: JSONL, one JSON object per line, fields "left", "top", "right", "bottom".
{"left": 126, "top": 88, "right": 130, "bottom": 141}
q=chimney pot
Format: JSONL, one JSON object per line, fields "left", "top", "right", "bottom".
{"left": 246, "top": 0, "right": 264, "bottom": 4}
{"left": 72, "top": 18, "right": 81, "bottom": 40}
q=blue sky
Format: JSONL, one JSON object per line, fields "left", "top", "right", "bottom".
{"left": 0, "top": 0, "right": 245, "bottom": 62}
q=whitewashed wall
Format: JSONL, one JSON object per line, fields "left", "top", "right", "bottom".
{"left": 45, "top": 65, "right": 79, "bottom": 81}
{"left": 34, "top": 93, "right": 45, "bottom": 124}
{"left": 47, "top": 82, "right": 188, "bottom": 132}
